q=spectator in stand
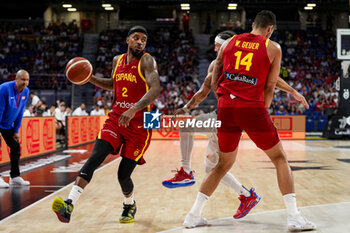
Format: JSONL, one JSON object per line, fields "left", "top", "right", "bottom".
{"left": 23, "top": 105, "right": 35, "bottom": 117}
{"left": 55, "top": 101, "right": 67, "bottom": 141}
{"left": 288, "top": 105, "right": 299, "bottom": 115}
{"left": 33, "top": 100, "right": 43, "bottom": 114}
{"left": 29, "top": 92, "right": 40, "bottom": 106}
{"left": 66, "top": 107, "right": 73, "bottom": 116}
{"left": 276, "top": 106, "right": 287, "bottom": 115}
{"left": 72, "top": 103, "right": 88, "bottom": 116}
{"left": 90, "top": 105, "right": 105, "bottom": 116}
{"left": 43, "top": 104, "right": 56, "bottom": 117}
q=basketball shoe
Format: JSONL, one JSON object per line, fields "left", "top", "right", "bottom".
{"left": 52, "top": 197, "right": 74, "bottom": 223}
{"left": 287, "top": 212, "right": 316, "bottom": 231}
{"left": 183, "top": 213, "right": 208, "bottom": 228}
{"left": 233, "top": 188, "right": 261, "bottom": 219}
{"left": 162, "top": 167, "right": 195, "bottom": 188}
{"left": 119, "top": 201, "right": 137, "bottom": 223}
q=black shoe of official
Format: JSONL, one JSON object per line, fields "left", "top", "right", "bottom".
{"left": 52, "top": 197, "right": 74, "bottom": 223}
{"left": 119, "top": 201, "right": 137, "bottom": 223}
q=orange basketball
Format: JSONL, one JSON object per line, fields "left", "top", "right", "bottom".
{"left": 65, "top": 57, "right": 93, "bottom": 85}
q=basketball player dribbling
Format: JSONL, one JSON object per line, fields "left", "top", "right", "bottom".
{"left": 162, "top": 30, "right": 310, "bottom": 220}
{"left": 52, "top": 26, "right": 161, "bottom": 224}
{"left": 184, "top": 11, "right": 316, "bottom": 231}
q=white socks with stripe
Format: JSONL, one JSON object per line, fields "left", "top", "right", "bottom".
{"left": 220, "top": 173, "right": 251, "bottom": 197}
{"left": 124, "top": 193, "right": 134, "bottom": 205}
{"left": 283, "top": 193, "right": 299, "bottom": 216}
{"left": 68, "top": 185, "right": 84, "bottom": 205}
{"left": 189, "top": 192, "right": 209, "bottom": 216}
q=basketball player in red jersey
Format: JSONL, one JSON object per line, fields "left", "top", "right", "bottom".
{"left": 52, "top": 26, "right": 161, "bottom": 224}
{"left": 184, "top": 11, "right": 316, "bottom": 231}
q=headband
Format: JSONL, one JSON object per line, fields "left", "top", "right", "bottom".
{"left": 215, "top": 36, "right": 226, "bottom": 45}
{"left": 128, "top": 26, "right": 148, "bottom": 37}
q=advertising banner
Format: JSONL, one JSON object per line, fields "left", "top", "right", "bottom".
{"left": 67, "top": 116, "right": 108, "bottom": 147}
{"left": 152, "top": 115, "right": 305, "bottom": 140}
{"left": 0, "top": 117, "right": 56, "bottom": 165}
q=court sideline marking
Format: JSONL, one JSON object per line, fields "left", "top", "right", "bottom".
{"left": 157, "top": 201, "right": 350, "bottom": 233}
{"left": 0, "top": 156, "right": 121, "bottom": 223}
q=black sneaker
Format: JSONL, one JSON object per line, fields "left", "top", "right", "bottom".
{"left": 52, "top": 197, "right": 74, "bottom": 223}
{"left": 119, "top": 201, "right": 137, "bottom": 223}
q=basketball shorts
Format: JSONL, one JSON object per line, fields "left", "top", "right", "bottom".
{"left": 217, "top": 94, "right": 280, "bottom": 153}
{"left": 98, "top": 112, "right": 151, "bottom": 165}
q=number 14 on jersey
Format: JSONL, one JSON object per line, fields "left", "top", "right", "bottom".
{"left": 234, "top": 51, "right": 254, "bottom": 71}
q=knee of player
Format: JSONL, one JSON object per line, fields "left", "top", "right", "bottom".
{"left": 270, "top": 153, "right": 288, "bottom": 165}
{"left": 217, "top": 157, "right": 235, "bottom": 171}
{"left": 117, "top": 172, "right": 131, "bottom": 183}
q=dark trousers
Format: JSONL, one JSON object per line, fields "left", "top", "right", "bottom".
{"left": 0, "top": 128, "right": 21, "bottom": 178}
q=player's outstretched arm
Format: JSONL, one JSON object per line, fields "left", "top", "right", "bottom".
{"left": 211, "top": 40, "right": 229, "bottom": 95}
{"left": 276, "top": 77, "right": 309, "bottom": 109}
{"left": 89, "top": 55, "right": 121, "bottom": 91}
{"left": 174, "top": 61, "right": 214, "bottom": 116}
{"left": 118, "top": 54, "right": 161, "bottom": 127}
{"left": 264, "top": 41, "right": 281, "bottom": 108}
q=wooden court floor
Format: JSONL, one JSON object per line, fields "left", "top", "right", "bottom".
{"left": 0, "top": 139, "right": 350, "bottom": 233}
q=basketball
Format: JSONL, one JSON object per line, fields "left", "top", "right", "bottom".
{"left": 65, "top": 57, "right": 93, "bottom": 85}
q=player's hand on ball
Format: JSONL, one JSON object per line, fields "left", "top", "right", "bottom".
{"left": 292, "top": 91, "right": 309, "bottom": 109}
{"left": 118, "top": 108, "right": 137, "bottom": 127}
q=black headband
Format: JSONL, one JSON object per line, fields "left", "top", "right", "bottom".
{"left": 127, "top": 26, "right": 148, "bottom": 37}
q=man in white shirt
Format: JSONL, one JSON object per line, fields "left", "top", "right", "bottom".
{"left": 43, "top": 105, "right": 56, "bottom": 117}
{"left": 29, "top": 92, "right": 40, "bottom": 106}
{"left": 23, "top": 105, "right": 35, "bottom": 117}
{"left": 72, "top": 103, "right": 88, "bottom": 116}
{"left": 90, "top": 105, "right": 105, "bottom": 116}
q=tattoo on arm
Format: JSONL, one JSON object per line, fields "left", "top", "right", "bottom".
{"left": 132, "top": 55, "right": 161, "bottom": 111}
{"left": 185, "top": 76, "right": 211, "bottom": 110}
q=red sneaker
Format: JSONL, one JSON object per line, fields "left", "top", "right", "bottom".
{"left": 162, "top": 167, "right": 195, "bottom": 188}
{"left": 233, "top": 188, "right": 261, "bottom": 219}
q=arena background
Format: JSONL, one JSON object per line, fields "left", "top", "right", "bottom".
{"left": 0, "top": 1, "right": 349, "bottom": 232}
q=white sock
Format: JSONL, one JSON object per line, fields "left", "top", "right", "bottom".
{"left": 124, "top": 193, "right": 134, "bottom": 205}
{"left": 180, "top": 131, "right": 194, "bottom": 173}
{"left": 220, "top": 173, "right": 251, "bottom": 197}
{"left": 68, "top": 185, "right": 84, "bottom": 205}
{"left": 283, "top": 193, "right": 299, "bottom": 216}
{"left": 189, "top": 192, "right": 209, "bottom": 217}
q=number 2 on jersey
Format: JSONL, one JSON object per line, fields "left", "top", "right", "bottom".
{"left": 122, "top": 87, "right": 128, "bottom": 97}
{"left": 234, "top": 51, "right": 253, "bottom": 71}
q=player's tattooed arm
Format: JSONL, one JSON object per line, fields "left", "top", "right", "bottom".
{"left": 276, "top": 77, "right": 309, "bottom": 109}
{"left": 175, "top": 61, "right": 214, "bottom": 115}
{"left": 118, "top": 55, "right": 161, "bottom": 127}
{"left": 133, "top": 55, "right": 161, "bottom": 111}
{"left": 211, "top": 40, "right": 229, "bottom": 95}
{"left": 89, "top": 56, "right": 119, "bottom": 91}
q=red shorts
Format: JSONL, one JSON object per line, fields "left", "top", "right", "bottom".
{"left": 217, "top": 94, "right": 280, "bottom": 152}
{"left": 99, "top": 112, "right": 152, "bottom": 165}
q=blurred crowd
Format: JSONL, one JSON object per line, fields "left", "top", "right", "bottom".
{"left": 268, "top": 30, "right": 340, "bottom": 116}
{"left": 0, "top": 19, "right": 81, "bottom": 89}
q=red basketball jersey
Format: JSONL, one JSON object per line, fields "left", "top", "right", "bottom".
{"left": 112, "top": 52, "right": 151, "bottom": 118}
{"left": 217, "top": 33, "right": 271, "bottom": 102}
